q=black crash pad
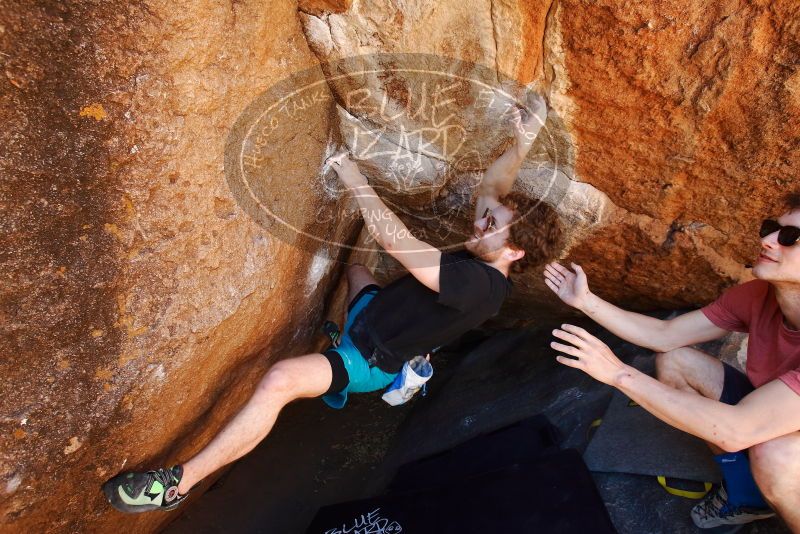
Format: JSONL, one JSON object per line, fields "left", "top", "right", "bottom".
{"left": 306, "top": 449, "right": 616, "bottom": 534}
{"left": 388, "top": 413, "right": 561, "bottom": 493}
{"left": 583, "top": 357, "right": 721, "bottom": 483}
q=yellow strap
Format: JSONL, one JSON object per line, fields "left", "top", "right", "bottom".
{"left": 627, "top": 400, "right": 640, "bottom": 407}
{"left": 586, "top": 418, "right": 602, "bottom": 440}
{"left": 657, "top": 476, "right": 712, "bottom": 500}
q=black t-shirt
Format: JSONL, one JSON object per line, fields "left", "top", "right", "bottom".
{"left": 349, "top": 250, "right": 512, "bottom": 373}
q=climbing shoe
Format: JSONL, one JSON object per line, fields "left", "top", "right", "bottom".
{"left": 690, "top": 485, "right": 775, "bottom": 529}
{"left": 102, "top": 465, "right": 186, "bottom": 513}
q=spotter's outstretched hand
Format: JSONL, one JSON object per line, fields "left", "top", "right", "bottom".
{"left": 544, "top": 262, "right": 590, "bottom": 310}
{"left": 327, "top": 152, "right": 368, "bottom": 191}
{"left": 551, "top": 324, "right": 627, "bottom": 385}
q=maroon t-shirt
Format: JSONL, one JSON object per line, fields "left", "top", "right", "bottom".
{"left": 702, "top": 280, "right": 800, "bottom": 394}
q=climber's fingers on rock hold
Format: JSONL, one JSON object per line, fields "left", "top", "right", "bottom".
{"left": 326, "top": 151, "right": 350, "bottom": 168}
{"left": 509, "top": 106, "right": 523, "bottom": 127}
{"left": 519, "top": 93, "right": 547, "bottom": 123}
{"left": 527, "top": 92, "right": 547, "bottom": 113}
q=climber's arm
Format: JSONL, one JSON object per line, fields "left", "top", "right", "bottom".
{"left": 351, "top": 183, "right": 442, "bottom": 292}
{"left": 329, "top": 154, "right": 441, "bottom": 292}
{"left": 475, "top": 95, "right": 547, "bottom": 220}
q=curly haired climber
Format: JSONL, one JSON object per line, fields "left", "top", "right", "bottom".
{"left": 499, "top": 191, "right": 562, "bottom": 274}
{"left": 102, "top": 95, "right": 561, "bottom": 513}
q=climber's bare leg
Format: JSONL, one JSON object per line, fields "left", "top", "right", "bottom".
{"left": 179, "top": 266, "right": 378, "bottom": 489}
{"left": 177, "top": 353, "right": 333, "bottom": 493}
{"left": 345, "top": 263, "right": 379, "bottom": 310}
{"left": 178, "top": 264, "right": 378, "bottom": 493}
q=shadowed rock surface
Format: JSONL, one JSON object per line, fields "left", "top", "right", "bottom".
{"left": 1, "top": 0, "right": 797, "bottom": 532}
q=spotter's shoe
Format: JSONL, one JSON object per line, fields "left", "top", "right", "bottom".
{"left": 103, "top": 465, "right": 186, "bottom": 513}
{"left": 691, "top": 485, "right": 775, "bottom": 529}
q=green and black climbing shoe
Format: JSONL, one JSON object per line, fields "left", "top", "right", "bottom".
{"left": 102, "top": 465, "right": 186, "bottom": 513}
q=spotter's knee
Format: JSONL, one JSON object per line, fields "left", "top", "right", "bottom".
{"left": 750, "top": 437, "right": 795, "bottom": 493}
{"left": 654, "top": 348, "right": 689, "bottom": 379}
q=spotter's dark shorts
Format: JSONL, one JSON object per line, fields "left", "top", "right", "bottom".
{"left": 719, "top": 363, "right": 755, "bottom": 405}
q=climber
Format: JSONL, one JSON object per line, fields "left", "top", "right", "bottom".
{"left": 545, "top": 192, "right": 800, "bottom": 531}
{"left": 102, "top": 94, "right": 562, "bottom": 513}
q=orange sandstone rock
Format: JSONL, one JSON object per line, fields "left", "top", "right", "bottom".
{"left": 2, "top": 0, "right": 797, "bottom": 531}
{"left": 1, "top": 1, "right": 346, "bottom": 532}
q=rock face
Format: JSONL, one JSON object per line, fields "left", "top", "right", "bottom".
{"left": 299, "top": 0, "right": 797, "bottom": 318}
{"left": 1, "top": 0, "right": 797, "bottom": 532}
{"left": 2, "top": 1, "right": 346, "bottom": 532}
{"left": 553, "top": 0, "right": 799, "bottom": 311}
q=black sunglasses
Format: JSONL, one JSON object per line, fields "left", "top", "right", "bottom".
{"left": 482, "top": 207, "right": 497, "bottom": 232}
{"left": 760, "top": 219, "right": 800, "bottom": 246}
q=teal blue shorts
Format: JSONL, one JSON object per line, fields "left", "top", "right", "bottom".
{"left": 322, "top": 287, "right": 397, "bottom": 409}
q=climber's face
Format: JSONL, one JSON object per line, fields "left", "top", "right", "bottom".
{"left": 753, "top": 208, "right": 800, "bottom": 284}
{"left": 465, "top": 204, "right": 515, "bottom": 261}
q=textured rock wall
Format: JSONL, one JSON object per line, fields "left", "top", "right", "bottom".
{"left": 1, "top": 0, "right": 798, "bottom": 532}
{"left": 555, "top": 0, "right": 799, "bottom": 310}
{"left": 299, "top": 0, "right": 797, "bottom": 320}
